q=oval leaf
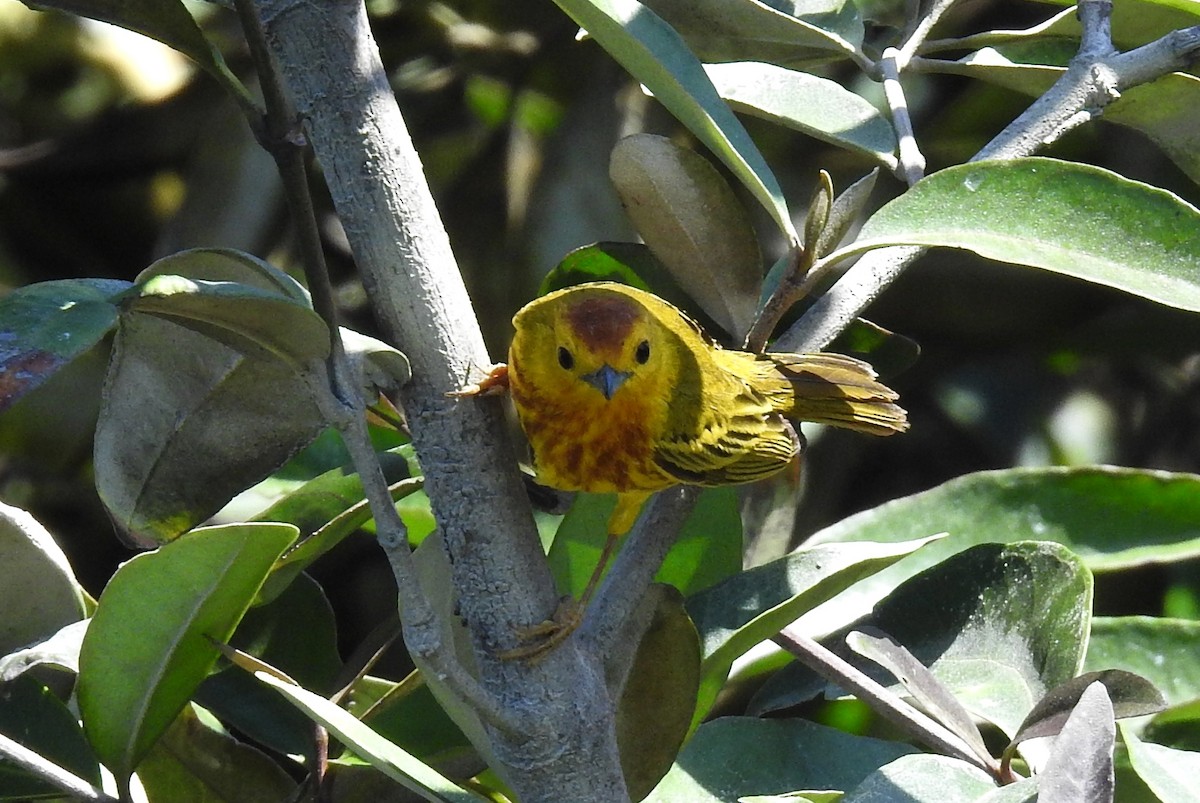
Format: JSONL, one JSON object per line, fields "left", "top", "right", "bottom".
{"left": 1085, "top": 617, "right": 1200, "bottom": 708}
{"left": 847, "top": 629, "right": 991, "bottom": 766}
{"left": 1120, "top": 721, "right": 1200, "bottom": 803}
{"left": 844, "top": 158, "right": 1200, "bottom": 313}
{"left": 615, "top": 584, "right": 699, "bottom": 800}
{"left": 550, "top": 0, "right": 798, "bottom": 242}
{"left": 639, "top": 0, "right": 862, "bottom": 65}
{"left": 0, "top": 501, "right": 86, "bottom": 657}
{"left": 1038, "top": 682, "right": 1115, "bottom": 803}
{"left": 95, "top": 312, "right": 326, "bottom": 545}
{"left": 610, "top": 134, "right": 762, "bottom": 336}
{"left": 136, "top": 248, "right": 311, "bottom": 303}
{"left": 645, "top": 717, "right": 915, "bottom": 802}
{"left": 686, "top": 536, "right": 938, "bottom": 728}
{"left": 757, "top": 542, "right": 1092, "bottom": 740}
{"left": 126, "top": 275, "right": 330, "bottom": 367}
{"left": 797, "top": 467, "right": 1200, "bottom": 640}
{"left": 704, "top": 62, "right": 897, "bottom": 170}
{"left": 0, "top": 278, "right": 129, "bottom": 412}
{"left": 78, "top": 523, "right": 297, "bottom": 783}
{"left": 1010, "top": 669, "right": 1164, "bottom": 749}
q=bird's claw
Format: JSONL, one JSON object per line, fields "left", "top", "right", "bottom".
{"left": 496, "top": 597, "right": 582, "bottom": 662}
{"left": 447, "top": 363, "right": 510, "bottom": 398}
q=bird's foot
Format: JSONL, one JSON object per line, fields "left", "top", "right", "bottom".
{"left": 446, "top": 363, "right": 509, "bottom": 397}
{"left": 496, "top": 597, "right": 582, "bottom": 662}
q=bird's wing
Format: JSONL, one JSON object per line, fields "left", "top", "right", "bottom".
{"left": 652, "top": 379, "right": 800, "bottom": 486}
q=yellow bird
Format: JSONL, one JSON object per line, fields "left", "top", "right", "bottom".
{"left": 463, "top": 281, "right": 908, "bottom": 657}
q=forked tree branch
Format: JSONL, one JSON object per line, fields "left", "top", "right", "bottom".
{"left": 782, "top": 0, "right": 1200, "bottom": 354}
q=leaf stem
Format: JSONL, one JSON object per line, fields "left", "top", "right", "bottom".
{"left": 774, "top": 625, "right": 998, "bottom": 777}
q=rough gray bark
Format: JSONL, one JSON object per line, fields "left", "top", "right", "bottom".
{"left": 256, "top": 1, "right": 628, "bottom": 799}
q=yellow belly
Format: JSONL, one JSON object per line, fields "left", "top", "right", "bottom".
{"left": 511, "top": 373, "right": 676, "bottom": 494}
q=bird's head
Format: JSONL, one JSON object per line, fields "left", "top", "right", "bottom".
{"left": 511, "top": 283, "right": 681, "bottom": 402}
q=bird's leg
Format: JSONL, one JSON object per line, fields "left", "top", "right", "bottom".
{"left": 495, "top": 531, "right": 619, "bottom": 661}
{"left": 497, "top": 492, "right": 650, "bottom": 661}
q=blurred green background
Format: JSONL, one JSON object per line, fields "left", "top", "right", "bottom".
{"left": 2, "top": 0, "right": 1199, "bottom": 658}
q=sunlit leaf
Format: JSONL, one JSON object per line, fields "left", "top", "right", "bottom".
{"left": 78, "top": 523, "right": 296, "bottom": 784}
{"left": 841, "top": 159, "right": 1200, "bottom": 314}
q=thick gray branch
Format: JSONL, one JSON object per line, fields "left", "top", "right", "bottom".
{"left": 256, "top": 1, "right": 627, "bottom": 799}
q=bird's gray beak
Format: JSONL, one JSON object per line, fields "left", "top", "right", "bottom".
{"left": 582, "top": 364, "right": 631, "bottom": 400}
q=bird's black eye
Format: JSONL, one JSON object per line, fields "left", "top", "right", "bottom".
{"left": 557, "top": 346, "right": 574, "bottom": 370}
{"left": 635, "top": 340, "right": 650, "bottom": 364}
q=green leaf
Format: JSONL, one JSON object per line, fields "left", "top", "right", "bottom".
{"left": 350, "top": 674, "right": 477, "bottom": 772}
{"left": 0, "top": 278, "right": 128, "bottom": 412}
{"left": 687, "top": 536, "right": 937, "bottom": 728}
{"left": 549, "top": 0, "right": 798, "bottom": 242}
{"left": 195, "top": 573, "right": 342, "bottom": 756}
{"left": 639, "top": 0, "right": 862, "bottom": 66}
{"left": 549, "top": 487, "right": 742, "bottom": 600}
{"left": 797, "top": 467, "right": 1200, "bottom": 640}
{"left": 22, "top": 0, "right": 253, "bottom": 109}
{"left": 1009, "top": 670, "right": 1165, "bottom": 750}
{"left": 844, "top": 158, "right": 1200, "bottom": 313}
{"left": 0, "top": 501, "right": 86, "bottom": 657}
{"left": 124, "top": 275, "right": 330, "bottom": 368}
{"left": 126, "top": 247, "right": 330, "bottom": 367}
{"left": 136, "top": 704, "right": 295, "bottom": 803}
{"left": 609, "top": 134, "right": 762, "bottom": 337}
{"left": 0, "top": 674, "right": 101, "bottom": 800}
{"left": 615, "top": 584, "right": 699, "bottom": 800}
{"left": 0, "top": 619, "right": 88, "bottom": 682}
{"left": 253, "top": 449, "right": 421, "bottom": 605}
{"left": 95, "top": 311, "right": 326, "bottom": 545}
{"left": 252, "top": 670, "right": 489, "bottom": 803}
{"left": 645, "top": 717, "right": 915, "bottom": 802}
{"left": 1144, "top": 699, "right": 1200, "bottom": 752}
{"left": 704, "top": 63, "right": 897, "bottom": 170}
{"left": 756, "top": 542, "right": 1092, "bottom": 740}
{"left": 842, "top": 754, "right": 995, "bottom": 801}
{"left": 1120, "top": 721, "right": 1200, "bottom": 803}
{"left": 846, "top": 629, "right": 991, "bottom": 766}
{"left": 78, "top": 522, "right": 296, "bottom": 784}
{"left": 1085, "top": 617, "right": 1200, "bottom": 708}
{"left": 136, "top": 248, "right": 312, "bottom": 304}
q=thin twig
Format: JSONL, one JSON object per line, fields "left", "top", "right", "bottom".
{"left": 306, "top": 364, "right": 522, "bottom": 735}
{"left": 233, "top": 0, "right": 344, "bottom": 366}
{"left": 880, "top": 48, "right": 925, "bottom": 186}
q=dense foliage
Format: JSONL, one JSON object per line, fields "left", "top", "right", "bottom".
{"left": 1, "top": 0, "right": 1200, "bottom": 801}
